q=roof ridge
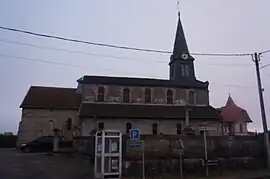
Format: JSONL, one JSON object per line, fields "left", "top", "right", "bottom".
{"left": 30, "top": 86, "right": 76, "bottom": 90}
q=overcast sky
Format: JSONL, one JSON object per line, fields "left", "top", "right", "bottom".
{"left": 0, "top": 0, "right": 270, "bottom": 133}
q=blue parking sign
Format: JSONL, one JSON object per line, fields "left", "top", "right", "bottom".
{"left": 130, "top": 129, "right": 140, "bottom": 140}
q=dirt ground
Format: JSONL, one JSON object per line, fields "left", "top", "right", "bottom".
{"left": 0, "top": 148, "right": 269, "bottom": 179}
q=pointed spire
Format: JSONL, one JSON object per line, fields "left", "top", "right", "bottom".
{"left": 226, "top": 94, "right": 236, "bottom": 106}
{"left": 172, "top": 13, "right": 190, "bottom": 58}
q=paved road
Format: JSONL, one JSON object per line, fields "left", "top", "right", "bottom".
{"left": 0, "top": 149, "right": 93, "bottom": 179}
{"left": 1, "top": 149, "right": 269, "bottom": 179}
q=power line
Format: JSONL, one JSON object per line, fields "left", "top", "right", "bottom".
{"left": 0, "top": 52, "right": 255, "bottom": 89}
{"left": 0, "top": 38, "right": 253, "bottom": 67}
{"left": 260, "top": 63, "right": 270, "bottom": 69}
{"left": 210, "top": 82, "right": 254, "bottom": 89}
{"left": 0, "top": 38, "right": 164, "bottom": 63}
{"left": 259, "top": 49, "right": 270, "bottom": 55}
{"left": 0, "top": 25, "right": 252, "bottom": 57}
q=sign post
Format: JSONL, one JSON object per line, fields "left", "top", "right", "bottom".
{"left": 128, "top": 129, "right": 145, "bottom": 179}
{"left": 199, "top": 125, "right": 217, "bottom": 177}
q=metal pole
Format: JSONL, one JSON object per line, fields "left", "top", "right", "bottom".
{"left": 142, "top": 141, "right": 145, "bottom": 179}
{"left": 185, "top": 108, "right": 190, "bottom": 127}
{"left": 178, "top": 139, "right": 184, "bottom": 179}
{"left": 179, "top": 150, "right": 183, "bottom": 179}
{"left": 204, "top": 130, "right": 208, "bottom": 177}
{"left": 254, "top": 53, "right": 270, "bottom": 169}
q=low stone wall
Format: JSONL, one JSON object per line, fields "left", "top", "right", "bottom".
{"left": 73, "top": 135, "right": 266, "bottom": 175}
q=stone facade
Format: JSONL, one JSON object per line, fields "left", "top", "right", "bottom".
{"left": 222, "top": 122, "right": 249, "bottom": 136}
{"left": 81, "top": 118, "right": 221, "bottom": 137}
{"left": 80, "top": 84, "right": 209, "bottom": 105}
{"left": 16, "top": 109, "right": 79, "bottom": 147}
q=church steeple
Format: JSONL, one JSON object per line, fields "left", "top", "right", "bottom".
{"left": 172, "top": 15, "right": 190, "bottom": 56}
{"left": 169, "top": 13, "right": 196, "bottom": 82}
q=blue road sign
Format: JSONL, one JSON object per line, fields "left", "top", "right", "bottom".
{"left": 130, "top": 129, "right": 140, "bottom": 140}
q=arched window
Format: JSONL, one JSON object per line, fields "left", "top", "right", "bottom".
{"left": 98, "top": 122, "right": 104, "bottom": 130}
{"left": 145, "top": 88, "right": 151, "bottom": 103}
{"left": 126, "top": 122, "right": 132, "bottom": 134}
{"left": 239, "top": 124, "right": 243, "bottom": 133}
{"left": 123, "top": 88, "right": 130, "bottom": 103}
{"left": 167, "top": 89, "right": 173, "bottom": 104}
{"left": 152, "top": 123, "right": 158, "bottom": 135}
{"left": 188, "top": 91, "right": 195, "bottom": 105}
{"left": 67, "top": 117, "right": 72, "bottom": 130}
{"left": 97, "top": 86, "right": 105, "bottom": 102}
{"left": 176, "top": 123, "right": 182, "bottom": 135}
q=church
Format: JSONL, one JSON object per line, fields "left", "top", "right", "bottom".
{"left": 17, "top": 14, "right": 222, "bottom": 147}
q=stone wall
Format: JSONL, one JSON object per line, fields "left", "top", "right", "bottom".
{"left": 81, "top": 84, "right": 209, "bottom": 105}
{"left": 74, "top": 135, "right": 265, "bottom": 175}
{"left": 81, "top": 119, "right": 221, "bottom": 136}
{"left": 16, "top": 109, "right": 79, "bottom": 147}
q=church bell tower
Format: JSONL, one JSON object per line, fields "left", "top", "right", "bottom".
{"left": 169, "top": 14, "right": 196, "bottom": 82}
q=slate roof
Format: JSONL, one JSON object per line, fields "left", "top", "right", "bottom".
{"left": 79, "top": 102, "right": 221, "bottom": 120}
{"left": 20, "top": 86, "right": 82, "bottom": 110}
{"left": 77, "top": 75, "right": 208, "bottom": 89}
{"left": 219, "top": 95, "right": 252, "bottom": 123}
{"left": 172, "top": 15, "right": 190, "bottom": 57}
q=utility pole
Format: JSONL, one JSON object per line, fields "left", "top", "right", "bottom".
{"left": 253, "top": 52, "right": 270, "bottom": 169}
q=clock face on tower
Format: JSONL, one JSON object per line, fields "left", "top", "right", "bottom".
{"left": 181, "top": 53, "right": 189, "bottom": 60}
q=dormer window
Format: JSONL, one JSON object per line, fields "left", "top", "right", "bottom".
{"left": 97, "top": 86, "right": 105, "bottom": 102}
{"left": 144, "top": 88, "right": 151, "bottom": 103}
{"left": 122, "top": 88, "right": 130, "bottom": 103}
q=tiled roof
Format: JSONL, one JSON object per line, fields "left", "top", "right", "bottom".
{"left": 77, "top": 75, "right": 208, "bottom": 89}
{"left": 20, "top": 86, "right": 82, "bottom": 110}
{"left": 219, "top": 95, "right": 252, "bottom": 123}
{"left": 79, "top": 103, "right": 221, "bottom": 120}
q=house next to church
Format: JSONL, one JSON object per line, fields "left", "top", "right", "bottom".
{"left": 17, "top": 14, "right": 222, "bottom": 147}
{"left": 218, "top": 95, "right": 253, "bottom": 136}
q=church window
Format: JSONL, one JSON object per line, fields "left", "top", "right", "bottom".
{"left": 180, "top": 64, "right": 190, "bottom": 77}
{"left": 167, "top": 89, "right": 173, "bottom": 104}
{"left": 176, "top": 123, "right": 182, "bottom": 135}
{"left": 239, "top": 124, "right": 243, "bottom": 133}
{"left": 180, "top": 64, "right": 185, "bottom": 76}
{"left": 98, "top": 122, "right": 104, "bottom": 130}
{"left": 122, "top": 88, "right": 130, "bottom": 103}
{"left": 185, "top": 64, "right": 190, "bottom": 76}
{"left": 188, "top": 91, "right": 195, "bottom": 105}
{"left": 126, "top": 122, "right": 132, "bottom": 134}
{"left": 152, "top": 123, "right": 158, "bottom": 135}
{"left": 144, "top": 88, "right": 151, "bottom": 103}
{"left": 97, "top": 86, "right": 105, "bottom": 102}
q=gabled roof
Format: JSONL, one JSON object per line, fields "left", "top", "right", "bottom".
{"left": 79, "top": 103, "right": 221, "bottom": 120}
{"left": 219, "top": 95, "right": 252, "bottom": 123}
{"left": 77, "top": 75, "right": 208, "bottom": 89}
{"left": 20, "top": 86, "right": 82, "bottom": 110}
